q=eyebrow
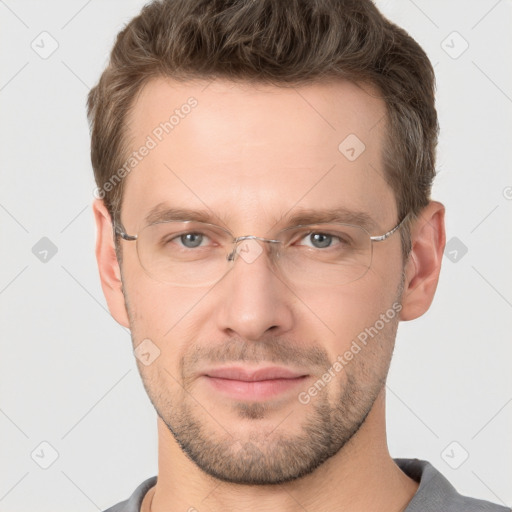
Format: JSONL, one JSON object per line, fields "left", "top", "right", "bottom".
{"left": 144, "top": 204, "right": 228, "bottom": 226}
{"left": 281, "top": 207, "right": 377, "bottom": 231}
{"left": 143, "top": 204, "right": 378, "bottom": 232}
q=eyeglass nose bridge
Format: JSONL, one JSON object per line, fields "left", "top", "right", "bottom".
{"left": 226, "top": 235, "right": 282, "bottom": 262}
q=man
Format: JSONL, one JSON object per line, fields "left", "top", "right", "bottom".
{"left": 87, "top": 0, "right": 509, "bottom": 511}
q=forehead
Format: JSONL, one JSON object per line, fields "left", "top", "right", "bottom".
{"left": 121, "top": 77, "right": 395, "bottom": 232}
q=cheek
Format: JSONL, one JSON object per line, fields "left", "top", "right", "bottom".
{"left": 126, "top": 283, "right": 204, "bottom": 392}
{"left": 293, "top": 272, "right": 401, "bottom": 354}
{"left": 122, "top": 271, "right": 208, "bottom": 343}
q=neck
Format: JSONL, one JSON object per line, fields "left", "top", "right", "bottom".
{"left": 147, "top": 390, "right": 418, "bottom": 512}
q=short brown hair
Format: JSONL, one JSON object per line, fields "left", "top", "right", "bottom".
{"left": 87, "top": 0, "right": 438, "bottom": 256}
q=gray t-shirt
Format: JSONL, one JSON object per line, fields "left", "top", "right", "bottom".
{"left": 103, "top": 458, "right": 510, "bottom": 512}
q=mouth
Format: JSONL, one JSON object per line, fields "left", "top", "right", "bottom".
{"left": 201, "top": 366, "right": 309, "bottom": 401}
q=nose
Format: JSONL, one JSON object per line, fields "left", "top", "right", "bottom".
{"left": 215, "top": 238, "right": 294, "bottom": 341}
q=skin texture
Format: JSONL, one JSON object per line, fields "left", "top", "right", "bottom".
{"left": 93, "top": 77, "right": 445, "bottom": 512}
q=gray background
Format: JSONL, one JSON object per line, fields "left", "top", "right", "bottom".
{"left": 0, "top": 0, "right": 511, "bottom": 510}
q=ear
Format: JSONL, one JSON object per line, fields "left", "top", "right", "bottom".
{"left": 400, "top": 201, "right": 446, "bottom": 321}
{"left": 92, "top": 199, "right": 130, "bottom": 328}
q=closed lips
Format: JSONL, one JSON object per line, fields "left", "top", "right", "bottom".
{"left": 204, "top": 367, "right": 308, "bottom": 381}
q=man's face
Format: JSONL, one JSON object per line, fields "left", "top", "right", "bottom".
{"left": 117, "top": 77, "right": 404, "bottom": 484}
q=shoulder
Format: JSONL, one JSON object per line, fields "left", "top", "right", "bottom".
{"left": 395, "top": 458, "right": 510, "bottom": 512}
{"left": 102, "top": 476, "right": 157, "bottom": 512}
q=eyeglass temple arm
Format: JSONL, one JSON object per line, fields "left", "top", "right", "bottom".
{"left": 113, "top": 223, "right": 137, "bottom": 241}
{"left": 370, "top": 213, "right": 409, "bottom": 242}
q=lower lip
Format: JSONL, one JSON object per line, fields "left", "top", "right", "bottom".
{"left": 204, "top": 375, "right": 308, "bottom": 401}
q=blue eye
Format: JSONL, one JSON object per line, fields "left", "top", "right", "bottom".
{"left": 308, "top": 233, "right": 333, "bottom": 248}
{"left": 178, "top": 232, "right": 205, "bottom": 248}
{"left": 298, "top": 231, "right": 344, "bottom": 249}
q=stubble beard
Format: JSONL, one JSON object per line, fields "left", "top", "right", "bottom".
{"left": 125, "top": 274, "right": 404, "bottom": 485}
{"left": 135, "top": 321, "right": 398, "bottom": 485}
